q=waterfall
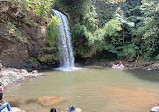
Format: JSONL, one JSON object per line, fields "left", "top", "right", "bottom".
{"left": 52, "top": 9, "right": 75, "bottom": 71}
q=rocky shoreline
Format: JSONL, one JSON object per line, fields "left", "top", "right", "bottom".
{"left": 0, "top": 68, "right": 44, "bottom": 88}
{"left": 0, "top": 68, "right": 44, "bottom": 112}
{"left": 88, "top": 60, "right": 159, "bottom": 71}
{"left": 1, "top": 60, "right": 159, "bottom": 88}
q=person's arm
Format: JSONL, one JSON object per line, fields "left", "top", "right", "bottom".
{"left": 0, "top": 87, "right": 4, "bottom": 93}
{"left": 0, "top": 63, "right": 2, "bottom": 68}
{"left": 2, "top": 88, "right": 4, "bottom": 93}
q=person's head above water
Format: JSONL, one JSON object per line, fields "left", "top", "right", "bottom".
{"left": 50, "top": 108, "right": 56, "bottom": 112}
{"left": 119, "top": 61, "right": 122, "bottom": 64}
{"left": 69, "top": 106, "right": 76, "bottom": 112}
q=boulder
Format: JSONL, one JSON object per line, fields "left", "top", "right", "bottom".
{"left": 37, "top": 96, "right": 66, "bottom": 107}
{"left": 32, "top": 70, "right": 38, "bottom": 73}
{"left": 1, "top": 68, "right": 43, "bottom": 87}
{"left": 20, "top": 69, "right": 28, "bottom": 74}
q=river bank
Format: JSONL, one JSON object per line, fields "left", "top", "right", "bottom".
{"left": 0, "top": 68, "right": 44, "bottom": 88}
{"left": 85, "top": 60, "right": 159, "bottom": 71}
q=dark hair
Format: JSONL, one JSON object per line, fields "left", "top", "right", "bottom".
{"left": 69, "top": 106, "right": 76, "bottom": 111}
{"left": 50, "top": 108, "right": 56, "bottom": 112}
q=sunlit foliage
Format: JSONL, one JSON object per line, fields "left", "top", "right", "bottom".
{"left": 107, "top": 0, "right": 126, "bottom": 2}
{"left": 17, "top": 0, "right": 54, "bottom": 19}
{"left": 47, "top": 15, "right": 60, "bottom": 46}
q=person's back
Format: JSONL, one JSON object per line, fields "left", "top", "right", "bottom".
{"left": 0, "top": 82, "right": 4, "bottom": 101}
{"left": 0, "top": 63, "right": 2, "bottom": 76}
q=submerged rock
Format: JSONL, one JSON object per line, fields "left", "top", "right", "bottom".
{"left": 37, "top": 96, "right": 66, "bottom": 107}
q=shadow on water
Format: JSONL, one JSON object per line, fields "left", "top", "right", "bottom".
{"left": 125, "top": 69, "right": 159, "bottom": 82}
{"left": 84, "top": 66, "right": 110, "bottom": 70}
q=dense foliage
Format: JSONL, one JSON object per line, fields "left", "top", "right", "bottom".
{"left": 16, "top": 0, "right": 60, "bottom": 45}
{"left": 17, "top": 0, "right": 53, "bottom": 19}
{"left": 139, "top": 0, "right": 159, "bottom": 60}
{"left": 68, "top": 0, "right": 159, "bottom": 62}
{"left": 13, "top": 0, "right": 159, "bottom": 63}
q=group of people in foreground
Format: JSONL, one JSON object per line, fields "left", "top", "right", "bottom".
{"left": 50, "top": 106, "right": 76, "bottom": 112}
{"left": 0, "top": 80, "right": 12, "bottom": 111}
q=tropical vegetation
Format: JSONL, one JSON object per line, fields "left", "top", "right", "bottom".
{"left": 10, "top": 0, "right": 159, "bottom": 63}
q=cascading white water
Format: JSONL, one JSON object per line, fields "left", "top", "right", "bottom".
{"left": 52, "top": 9, "right": 75, "bottom": 71}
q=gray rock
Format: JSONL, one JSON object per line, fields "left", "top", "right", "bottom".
{"left": 147, "top": 63, "right": 159, "bottom": 71}
{"left": 145, "top": 67, "right": 153, "bottom": 71}
{"left": 8, "top": 68, "right": 20, "bottom": 73}
{"left": 20, "top": 69, "right": 28, "bottom": 74}
{"left": 1, "top": 68, "right": 43, "bottom": 87}
{"left": 32, "top": 70, "right": 38, "bottom": 73}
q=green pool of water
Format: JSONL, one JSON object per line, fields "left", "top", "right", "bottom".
{"left": 5, "top": 66, "right": 159, "bottom": 112}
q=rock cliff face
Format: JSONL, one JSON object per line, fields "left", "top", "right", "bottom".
{"left": 0, "top": 1, "right": 58, "bottom": 70}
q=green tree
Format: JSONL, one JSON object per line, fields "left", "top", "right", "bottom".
{"left": 139, "top": 0, "right": 159, "bottom": 60}
{"left": 73, "top": 1, "right": 123, "bottom": 59}
{"left": 47, "top": 15, "right": 60, "bottom": 46}
{"left": 17, "top": 0, "right": 54, "bottom": 22}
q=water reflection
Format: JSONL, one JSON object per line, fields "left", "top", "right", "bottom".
{"left": 125, "top": 69, "right": 159, "bottom": 82}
